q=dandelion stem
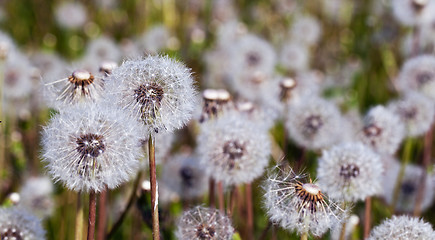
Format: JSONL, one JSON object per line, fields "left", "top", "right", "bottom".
{"left": 96, "top": 187, "right": 107, "bottom": 240}
{"left": 75, "top": 192, "right": 84, "bottom": 240}
{"left": 217, "top": 181, "right": 225, "bottom": 212}
{"left": 107, "top": 171, "right": 142, "bottom": 239}
{"left": 209, "top": 178, "right": 215, "bottom": 208}
{"left": 300, "top": 232, "right": 308, "bottom": 240}
{"left": 258, "top": 221, "right": 272, "bottom": 240}
{"left": 148, "top": 134, "right": 160, "bottom": 240}
{"left": 0, "top": 60, "right": 5, "bottom": 188}
{"left": 391, "top": 138, "right": 413, "bottom": 212}
{"left": 87, "top": 191, "right": 97, "bottom": 240}
{"left": 414, "top": 124, "right": 433, "bottom": 216}
{"left": 364, "top": 197, "right": 372, "bottom": 239}
{"left": 412, "top": 26, "right": 420, "bottom": 56}
{"left": 339, "top": 220, "right": 347, "bottom": 240}
{"left": 246, "top": 183, "right": 254, "bottom": 240}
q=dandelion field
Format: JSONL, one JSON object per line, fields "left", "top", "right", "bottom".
{"left": 2, "top": 0, "right": 435, "bottom": 239}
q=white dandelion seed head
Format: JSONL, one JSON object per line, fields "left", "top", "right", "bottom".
{"left": 382, "top": 160, "right": 435, "bottom": 213}
{"left": 31, "top": 52, "right": 68, "bottom": 81}
{"left": 211, "top": 0, "right": 237, "bottom": 23}
{"left": 228, "top": 34, "right": 277, "bottom": 101}
{"left": 368, "top": 215, "right": 435, "bottom": 240}
{"left": 290, "top": 15, "right": 322, "bottom": 46}
{"left": 215, "top": 20, "right": 247, "bottom": 48}
{"left": 44, "top": 68, "right": 105, "bottom": 110}
{"left": 392, "top": 0, "right": 435, "bottom": 26}
{"left": 3, "top": 52, "right": 34, "bottom": 101}
{"left": 161, "top": 153, "right": 208, "bottom": 200}
{"left": 387, "top": 91, "right": 434, "bottom": 137}
{"left": 397, "top": 55, "right": 435, "bottom": 100}
{"left": 176, "top": 206, "right": 234, "bottom": 240}
{"left": 54, "top": 1, "right": 88, "bottom": 30}
{"left": 285, "top": 97, "right": 343, "bottom": 150}
{"left": 18, "top": 176, "right": 54, "bottom": 219}
{"left": 359, "top": 105, "right": 405, "bottom": 155}
{"left": 198, "top": 111, "right": 271, "bottom": 186}
{"left": 317, "top": 142, "right": 384, "bottom": 202}
{"left": 137, "top": 25, "right": 171, "bottom": 54}
{"left": 42, "top": 103, "right": 144, "bottom": 192}
{"left": 105, "top": 55, "right": 198, "bottom": 135}
{"left": 8, "top": 193, "right": 20, "bottom": 205}
{"left": 98, "top": 60, "right": 118, "bottom": 76}
{"left": 0, "top": 207, "right": 45, "bottom": 240}
{"left": 84, "top": 36, "right": 122, "bottom": 64}
{"left": 272, "top": 0, "right": 298, "bottom": 16}
{"left": 279, "top": 40, "right": 310, "bottom": 72}
{"left": 234, "top": 99, "right": 276, "bottom": 131}
{"left": 263, "top": 167, "right": 346, "bottom": 237}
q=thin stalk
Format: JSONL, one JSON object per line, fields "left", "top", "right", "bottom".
{"left": 87, "top": 191, "right": 97, "bottom": 240}
{"left": 412, "top": 26, "right": 420, "bottom": 56}
{"left": 391, "top": 138, "right": 413, "bottom": 212}
{"left": 75, "top": 192, "right": 84, "bottom": 240}
{"left": 217, "top": 181, "right": 225, "bottom": 212}
{"left": 258, "top": 221, "right": 272, "bottom": 240}
{"left": 246, "top": 183, "right": 253, "bottom": 240}
{"left": 339, "top": 220, "right": 347, "bottom": 240}
{"left": 364, "top": 197, "right": 371, "bottom": 239}
{"left": 148, "top": 134, "right": 160, "bottom": 240}
{"left": 209, "top": 178, "right": 215, "bottom": 208}
{"left": 107, "top": 171, "right": 142, "bottom": 239}
{"left": 301, "top": 232, "right": 308, "bottom": 240}
{"left": 97, "top": 188, "right": 107, "bottom": 240}
{"left": 0, "top": 60, "right": 5, "bottom": 184}
{"left": 414, "top": 125, "right": 433, "bottom": 216}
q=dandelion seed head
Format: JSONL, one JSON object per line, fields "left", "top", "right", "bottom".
{"left": 19, "top": 177, "right": 54, "bottom": 219}
{"left": 105, "top": 55, "right": 198, "bottom": 135}
{"left": 161, "top": 153, "right": 208, "bottom": 200}
{"left": 290, "top": 15, "right": 322, "bottom": 46}
{"left": 392, "top": 0, "right": 435, "bottom": 26}
{"left": 176, "top": 206, "right": 234, "bottom": 240}
{"left": 42, "top": 103, "right": 143, "bottom": 192}
{"left": 263, "top": 167, "right": 346, "bottom": 237}
{"left": 54, "top": 1, "right": 87, "bottom": 29}
{"left": 368, "top": 215, "right": 435, "bottom": 240}
{"left": 99, "top": 60, "right": 118, "bottom": 76}
{"left": 285, "top": 97, "right": 343, "bottom": 150}
{"left": 317, "top": 142, "right": 384, "bottom": 202}
{"left": 388, "top": 92, "right": 434, "bottom": 137}
{"left": 198, "top": 111, "right": 271, "bottom": 186}
{"left": 397, "top": 55, "right": 435, "bottom": 100}
{"left": 359, "top": 105, "right": 405, "bottom": 155}
{"left": 279, "top": 41, "right": 310, "bottom": 72}
{"left": 382, "top": 160, "right": 435, "bottom": 213}
{"left": 0, "top": 207, "right": 45, "bottom": 240}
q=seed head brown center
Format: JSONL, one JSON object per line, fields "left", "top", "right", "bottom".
{"left": 76, "top": 133, "right": 106, "bottom": 158}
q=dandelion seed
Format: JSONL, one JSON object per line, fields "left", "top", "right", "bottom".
{"left": 42, "top": 102, "right": 143, "bottom": 192}
{"left": 317, "top": 142, "right": 384, "bottom": 202}
{"left": 198, "top": 111, "right": 271, "bottom": 186}
{"left": 285, "top": 97, "right": 343, "bottom": 150}
{"left": 387, "top": 91, "right": 434, "bottom": 137}
{"left": 176, "top": 206, "right": 234, "bottom": 240}
{"left": 105, "top": 55, "right": 198, "bottom": 134}
{"left": 3, "top": 52, "right": 34, "bottom": 101}
{"left": 368, "top": 215, "right": 435, "bottom": 240}
{"left": 0, "top": 207, "right": 45, "bottom": 240}
{"left": 263, "top": 166, "right": 346, "bottom": 237}
{"left": 359, "top": 105, "right": 405, "bottom": 155}
{"left": 98, "top": 60, "right": 118, "bottom": 76}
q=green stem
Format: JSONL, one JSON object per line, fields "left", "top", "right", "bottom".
{"left": 75, "top": 192, "right": 84, "bottom": 240}
{"left": 149, "top": 134, "right": 160, "bottom": 240}
{"left": 301, "top": 232, "right": 308, "bottom": 240}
